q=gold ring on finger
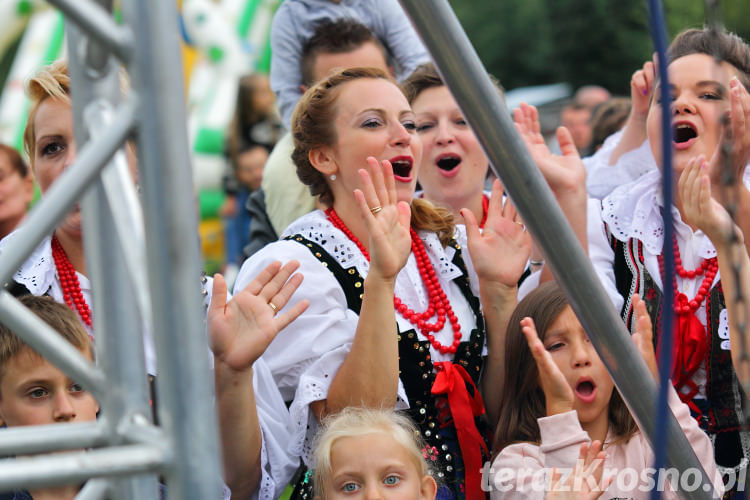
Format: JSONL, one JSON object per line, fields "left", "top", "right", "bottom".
{"left": 370, "top": 205, "right": 383, "bottom": 214}
{"left": 268, "top": 301, "right": 278, "bottom": 314}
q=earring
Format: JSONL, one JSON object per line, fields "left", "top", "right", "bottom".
{"left": 330, "top": 174, "right": 336, "bottom": 181}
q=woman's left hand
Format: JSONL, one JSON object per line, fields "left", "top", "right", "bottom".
{"left": 710, "top": 77, "right": 750, "bottom": 188}
{"left": 355, "top": 156, "right": 412, "bottom": 282}
{"left": 462, "top": 179, "right": 532, "bottom": 288}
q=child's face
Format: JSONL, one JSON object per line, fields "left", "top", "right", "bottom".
{"left": 646, "top": 53, "right": 739, "bottom": 175}
{"left": 543, "top": 307, "right": 614, "bottom": 429}
{"left": 236, "top": 146, "right": 267, "bottom": 191}
{"left": 0, "top": 349, "right": 99, "bottom": 427}
{"left": 325, "top": 433, "right": 436, "bottom": 499}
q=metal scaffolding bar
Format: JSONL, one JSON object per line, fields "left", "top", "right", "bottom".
{"left": 75, "top": 479, "right": 112, "bottom": 500}
{"left": 0, "top": 101, "right": 136, "bottom": 286}
{"left": 45, "top": 0, "right": 133, "bottom": 62}
{"left": 121, "top": 0, "right": 225, "bottom": 497}
{"left": 0, "top": 291, "right": 107, "bottom": 398}
{"left": 0, "top": 421, "right": 108, "bottom": 457}
{"left": 397, "top": 1, "right": 716, "bottom": 498}
{"left": 0, "top": 445, "right": 169, "bottom": 491}
{"left": 67, "top": 11, "right": 161, "bottom": 499}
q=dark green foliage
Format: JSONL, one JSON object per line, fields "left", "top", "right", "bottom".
{"left": 449, "top": 0, "right": 750, "bottom": 93}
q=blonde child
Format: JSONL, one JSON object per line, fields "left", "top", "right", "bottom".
{"left": 312, "top": 408, "right": 437, "bottom": 500}
{"left": 489, "top": 283, "right": 722, "bottom": 499}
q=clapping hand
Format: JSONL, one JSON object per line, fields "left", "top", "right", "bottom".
{"left": 522, "top": 316, "right": 575, "bottom": 416}
{"left": 679, "top": 154, "right": 737, "bottom": 244}
{"left": 547, "top": 441, "right": 611, "bottom": 500}
{"left": 354, "top": 156, "right": 412, "bottom": 282}
{"left": 462, "top": 179, "right": 531, "bottom": 289}
{"left": 709, "top": 77, "right": 750, "bottom": 188}
{"left": 208, "top": 262, "right": 309, "bottom": 372}
{"left": 514, "top": 103, "right": 586, "bottom": 204}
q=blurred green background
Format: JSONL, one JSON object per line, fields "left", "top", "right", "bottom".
{"left": 449, "top": 0, "right": 750, "bottom": 94}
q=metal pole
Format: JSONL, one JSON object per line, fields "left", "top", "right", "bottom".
{"left": 76, "top": 479, "right": 112, "bottom": 500}
{"left": 0, "top": 421, "right": 108, "bottom": 457}
{"left": 121, "top": 0, "right": 224, "bottom": 497}
{"left": 66, "top": 9, "right": 161, "bottom": 499}
{"left": 397, "top": 1, "right": 716, "bottom": 498}
{"left": 0, "top": 102, "right": 135, "bottom": 286}
{"left": 0, "top": 445, "right": 169, "bottom": 491}
{"left": 45, "top": 0, "right": 133, "bottom": 63}
{"left": 0, "top": 291, "right": 106, "bottom": 397}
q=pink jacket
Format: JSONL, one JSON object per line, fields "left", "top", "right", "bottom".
{"left": 488, "top": 387, "right": 723, "bottom": 499}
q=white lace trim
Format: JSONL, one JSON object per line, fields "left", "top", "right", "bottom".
{"left": 282, "top": 210, "right": 462, "bottom": 301}
{"left": 286, "top": 342, "right": 410, "bottom": 466}
{"left": 0, "top": 232, "right": 57, "bottom": 295}
{"left": 601, "top": 170, "right": 717, "bottom": 258}
{"left": 256, "top": 430, "right": 276, "bottom": 500}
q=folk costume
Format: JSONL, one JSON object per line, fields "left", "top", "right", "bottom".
{"left": 589, "top": 169, "right": 750, "bottom": 490}
{"left": 233, "top": 210, "right": 493, "bottom": 500}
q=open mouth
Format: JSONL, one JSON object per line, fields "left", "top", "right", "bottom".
{"left": 390, "top": 156, "right": 413, "bottom": 181}
{"left": 575, "top": 379, "right": 597, "bottom": 403}
{"left": 437, "top": 154, "right": 461, "bottom": 172}
{"left": 673, "top": 122, "right": 697, "bottom": 147}
{"left": 435, "top": 154, "right": 462, "bottom": 178}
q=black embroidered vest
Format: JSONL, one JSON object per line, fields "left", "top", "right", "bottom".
{"left": 608, "top": 230, "right": 749, "bottom": 472}
{"left": 286, "top": 234, "right": 491, "bottom": 499}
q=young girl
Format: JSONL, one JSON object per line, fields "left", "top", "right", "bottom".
{"left": 490, "top": 283, "right": 722, "bottom": 499}
{"left": 312, "top": 408, "right": 437, "bottom": 500}
{"left": 516, "top": 28, "right": 750, "bottom": 487}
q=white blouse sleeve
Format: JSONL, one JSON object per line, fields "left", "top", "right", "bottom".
{"left": 234, "top": 240, "right": 410, "bottom": 466}
{"left": 252, "top": 358, "right": 298, "bottom": 500}
{"left": 585, "top": 130, "right": 657, "bottom": 200}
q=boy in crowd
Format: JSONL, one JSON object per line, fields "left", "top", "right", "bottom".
{"left": 0, "top": 295, "right": 99, "bottom": 500}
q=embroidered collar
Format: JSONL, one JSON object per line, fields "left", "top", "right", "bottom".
{"left": 0, "top": 232, "right": 58, "bottom": 295}
{"left": 282, "top": 210, "right": 463, "bottom": 298}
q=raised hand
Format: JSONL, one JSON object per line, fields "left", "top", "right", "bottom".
{"left": 630, "top": 58, "right": 656, "bottom": 123}
{"left": 521, "top": 316, "right": 575, "bottom": 416}
{"left": 514, "top": 102, "right": 586, "bottom": 202}
{"left": 461, "top": 179, "right": 531, "bottom": 288}
{"left": 208, "top": 262, "right": 309, "bottom": 372}
{"left": 709, "top": 77, "right": 750, "bottom": 186}
{"left": 631, "top": 294, "right": 658, "bottom": 380}
{"left": 679, "top": 154, "right": 736, "bottom": 244}
{"left": 547, "top": 441, "right": 611, "bottom": 500}
{"left": 354, "top": 156, "right": 412, "bottom": 281}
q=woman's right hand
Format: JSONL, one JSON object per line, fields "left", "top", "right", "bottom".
{"left": 521, "top": 317, "right": 575, "bottom": 416}
{"left": 629, "top": 58, "right": 656, "bottom": 123}
{"left": 355, "top": 156, "right": 412, "bottom": 282}
{"left": 679, "top": 154, "right": 737, "bottom": 245}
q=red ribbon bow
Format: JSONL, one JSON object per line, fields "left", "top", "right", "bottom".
{"left": 670, "top": 293, "right": 708, "bottom": 402}
{"left": 431, "top": 361, "right": 488, "bottom": 500}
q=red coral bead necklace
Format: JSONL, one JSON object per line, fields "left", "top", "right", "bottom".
{"left": 326, "top": 207, "right": 462, "bottom": 354}
{"left": 51, "top": 235, "right": 93, "bottom": 327}
{"left": 657, "top": 237, "right": 718, "bottom": 314}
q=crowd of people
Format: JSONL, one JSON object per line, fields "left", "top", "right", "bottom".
{"left": 2, "top": 1, "right": 750, "bottom": 499}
